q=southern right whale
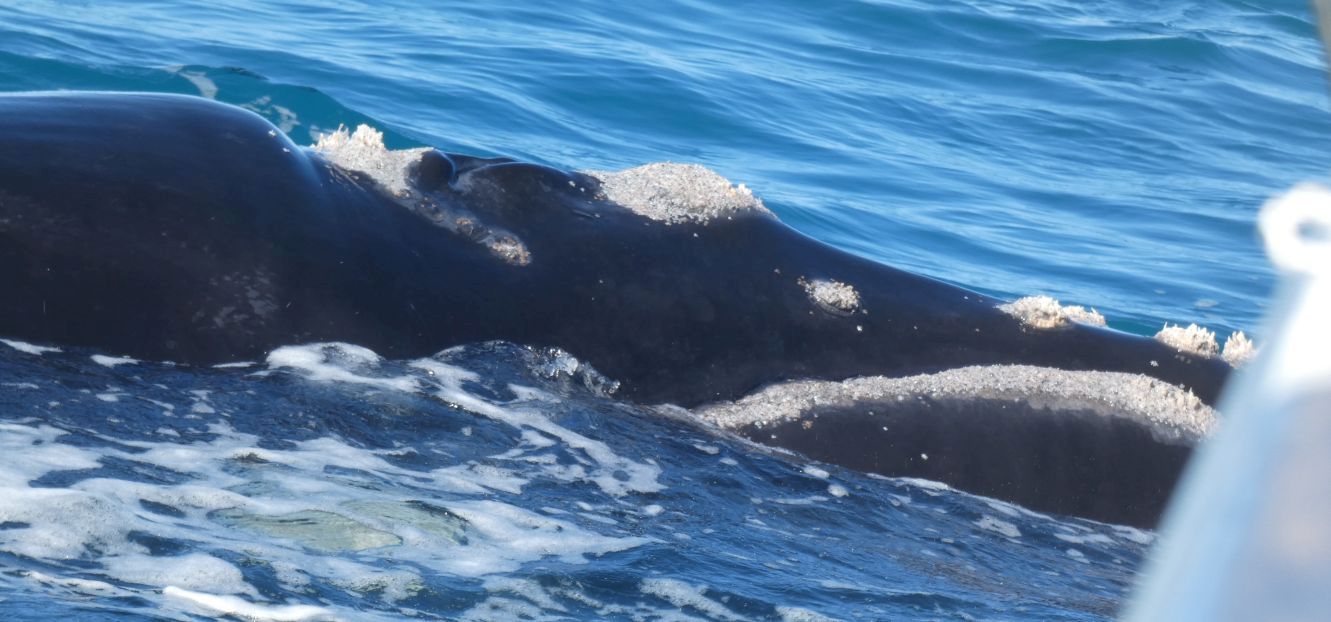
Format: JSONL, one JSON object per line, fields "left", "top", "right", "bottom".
{"left": 0, "top": 92, "right": 1244, "bottom": 525}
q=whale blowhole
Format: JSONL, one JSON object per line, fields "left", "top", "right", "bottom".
{"left": 313, "top": 125, "right": 532, "bottom": 266}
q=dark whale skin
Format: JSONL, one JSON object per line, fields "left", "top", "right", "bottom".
{"left": 0, "top": 92, "right": 1231, "bottom": 408}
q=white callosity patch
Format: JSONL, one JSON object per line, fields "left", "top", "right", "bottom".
{"left": 589, "top": 162, "right": 774, "bottom": 225}
{"left": 694, "top": 364, "right": 1216, "bottom": 445}
{"left": 312, "top": 124, "right": 532, "bottom": 266}
{"left": 1154, "top": 323, "right": 1220, "bottom": 358}
{"left": 312, "top": 125, "right": 430, "bottom": 198}
{"left": 798, "top": 277, "right": 861, "bottom": 314}
{"left": 1222, "top": 331, "right": 1256, "bottom": 367}
{"left": 999, "top": 295, "right": 1106, "bottom": 329}
{"left": 1153, "top": 323, "right": 1257, "bottom": 369}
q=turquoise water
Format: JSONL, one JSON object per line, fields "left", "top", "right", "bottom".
{"left": 1, "top": 0, "right": 1329, "bottom": 620}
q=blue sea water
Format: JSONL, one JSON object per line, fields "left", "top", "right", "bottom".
{"left": 0, "top": 0, "right": 1327, "bottom": 620}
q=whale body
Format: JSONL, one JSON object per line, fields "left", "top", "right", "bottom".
{"left": 0, "top": 92, "right": 1235, "bottom": 525}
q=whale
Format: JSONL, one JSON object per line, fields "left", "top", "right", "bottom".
{"left": 0, "top": 92, "right": 1237, "bottom": 525}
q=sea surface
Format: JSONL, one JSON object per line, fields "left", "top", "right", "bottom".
{"left": 0, "top": 0, "right": 1327, "bottom": 620}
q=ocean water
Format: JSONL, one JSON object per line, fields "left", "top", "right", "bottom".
{"left": 0, "top": 0, "right": 1326, "bottom": 620}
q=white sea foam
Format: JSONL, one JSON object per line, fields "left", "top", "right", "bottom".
{"left": 212, "top": 361, "right": 257, "bottom": 369}
{"left": 440, "top": 500, "right": 650, "bottom": 576}
{"left": 1054, "top": 531, "right": 1115, "bottom": 546}
{"left": 778, "top": 606, "right": 843, "bottom": 622}
{"left": 802, "top": 465, "right": 830, "bottom": 479}
{"left": 640, "top": 578, "right": 746, "bottom": 621}
{"left": 0, "top": 488, "right": 138, "bottom": 559}
{"left": 107, "top": 553, "right": 251, "bottom": 594}
{"left": 267, "top": 343, "right": 418, "bottom": 392}
{"left": 0, "top": 338, "right": 61, "bottom": 354}
{"left": 974, "top": 515, "right": 1022, "bottom": 539}
{"left": 22, "top": 570, "right": 123, "bottom": 597}
{"left": 0, "top": 352, "right": 659, "bottom": 618}
{"left": 91, "top": 354, "right": 139, "bottom": 367}
{"left": 0, "top": 334, "right": 1160, "bottom": 620}
{"left": 164, "top": 586, "right": 334, "bottom": 621}
{"left": 412, "top": 358, "right": 663, "bottom": 497}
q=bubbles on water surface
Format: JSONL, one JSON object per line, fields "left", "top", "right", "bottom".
{"left": 0, "top": 342, "right": 1152, "bottom": 620}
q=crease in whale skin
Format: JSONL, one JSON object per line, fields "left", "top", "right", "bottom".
{"left": 0, "top": 91, "right": 1232, "bottom": 411}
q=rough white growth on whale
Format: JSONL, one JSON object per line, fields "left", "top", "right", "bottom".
{"left": 591, "top": 162, "right": 775, "bottom": 224}
{"left": 1154, "top": 323, "right": 1220, "bottom": 358}
{"left": 313, "top": 124, "right": 429, "bottom": 197}
{"left": 311, "top": 126, "right": 534, "bottom": 266}
{"left": 999, "top": 295, "right": 1106, "bottom": 328}
{"left": 1222, "top": 330, "right": 1256, "bottom": 367}
{"left": 800, "top": 277, "right": 862, "bottom": 313}
{"left": 696, "top": 364, "right": 1216, "bottom": 444}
